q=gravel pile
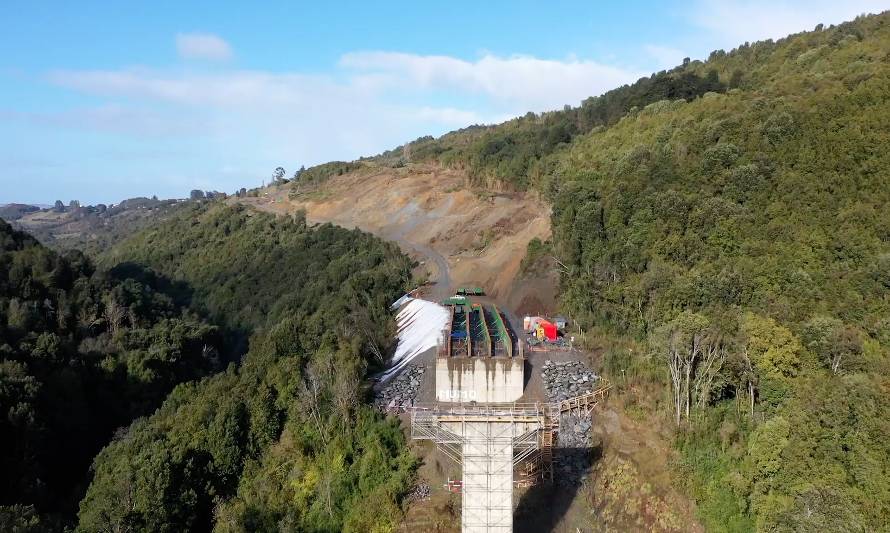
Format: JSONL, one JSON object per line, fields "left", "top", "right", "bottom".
{"left": 541, "top": 360, "right": 600, "bottom": 402}
{"left": 405, "top": 481, "right": 432, "bottom": 503}
{"left": 374, "top": 364, "right": 425, "bottom": 411}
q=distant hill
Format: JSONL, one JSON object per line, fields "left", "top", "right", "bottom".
{"left": 0, "top": 203, "right": 41, "bottom": 220}
{"left": 6, "top": 197, "right": 193, "bottom": 256}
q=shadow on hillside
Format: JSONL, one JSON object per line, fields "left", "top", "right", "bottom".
{"left": 107, "top": 261, "right": 195, "bottom": 307}
{"left": 106, "top": 261, "right": 249, "bottom": 360}
{"left": 514, "top": 442, "right": 603, "bottom": 533}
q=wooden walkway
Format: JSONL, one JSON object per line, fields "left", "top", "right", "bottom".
{"left": 557, "top": 383, "right": 612, "bottom": 417}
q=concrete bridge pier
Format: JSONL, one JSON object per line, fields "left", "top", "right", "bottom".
{"left": 412, "top": 406, "right": 549, "bottom": 533}
{"left": 452, "top": 421, "right": 516, "bottom": 532}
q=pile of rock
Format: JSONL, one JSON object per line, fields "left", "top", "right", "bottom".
{"left": 555, "top": 444, "right": 596, "bottom": 487}
{"left": 558, "top": 413, "right": 593, "bottom": 448}
{"left": 541, "top": 360, "right": 600, "bottom": 402}
{"left": 405, "top": 481, "right": 432, "bottom": 503}
{"left": 556, "top": 413, "right": 597, "bottom": 486}
{"left": 541, "top": 360, "right": 601, "bottom": 484}
{"left": 374, "top": 364, "right": 425, "bottom": 412}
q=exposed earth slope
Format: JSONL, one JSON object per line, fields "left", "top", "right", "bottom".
{"left": 236, "top": 163, "right": 557, "bottom": 315}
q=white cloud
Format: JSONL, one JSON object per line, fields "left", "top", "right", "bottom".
{"left": 412, "top": 106, "right": 484, "bottom": 125}
{"left": 52, "top": 52, "right": 645, "bottom": 116}
{"left": 48, "top": 69, "right": 334, "bottom": 107}
{"left": 691, "top": 0, "right": 888, "bottom": 44}
{"left": 340, "top": 51, "right": 645, "bottom": 111}
{"left": 40, "top": 50, "right": 647, "bottom": 194}
{"left": 176, "top": 32, "right": 233, "bottom": 61}
{"left": 44, "top": 65, "right": 495, "bottom": 178}
{"left": 46, "top": 50, "right": 647, "bottom": 156}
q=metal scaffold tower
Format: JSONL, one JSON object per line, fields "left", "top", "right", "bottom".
{"left": 409, "top": 383, "right": 610, "bottom": 533}
{"left": 411, "top": 403, "right": 556, "bottom": 532}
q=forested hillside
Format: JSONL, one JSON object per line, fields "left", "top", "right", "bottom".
{"left": 2, "top": 205, "right": 416, "bottom": 531}
{"left": 101, "top": 204, "right": 408, "bottom": 339}
{"left": 548, "top": 15, "right": 890, "bottom": 531}
{"left": 0, "top": 219, "right": 223, "bottom": 527}
{"left": 78, "top": 205, "right": 416, "bottom": 531}
{"left": 375, "top": 13, "right": 890, "bottom": 531}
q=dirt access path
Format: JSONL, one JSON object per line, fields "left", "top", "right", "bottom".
{"left": 235, "top": 163, "right": 556, "bottom": 311}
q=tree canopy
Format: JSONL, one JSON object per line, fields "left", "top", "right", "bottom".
{"left": 0, "top": 218, "right": 223, "bottom": 525}
{"left": 1, "top": 205, "right": 417, "bottom": 531}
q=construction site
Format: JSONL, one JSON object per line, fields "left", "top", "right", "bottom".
{"left": 244, "top": 166, "right": 704, "bottom": 532}
{"left": 374, "top": 288, "right": 611, "bottom": 533}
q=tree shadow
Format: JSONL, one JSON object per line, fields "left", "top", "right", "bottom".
{"left": 514, "top": 441, "right": 603, "bottom": 533}
{"left": 107, "top": 261, "right": 194, "bottom": 307}
{"left": 106, "top": 261, "right": 249, "bottom": 360}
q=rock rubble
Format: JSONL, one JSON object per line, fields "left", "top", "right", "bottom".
{"left": 541, "top": 360, "right": 601, "bottom": 485}
{"left": 405, "top": 481, "right": 432, "bottom": 503}
{"left": 375, "top": 364, "right": 425, "bottom": 411}
{"left": 541, "top": 360, "right": 600, "bottom": 403}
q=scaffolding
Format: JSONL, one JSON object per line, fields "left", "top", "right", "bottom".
{"left": 411, "top": 403, "right": 556, "bottom": 533}
{"left": 410, "top": 382, "right": 610, "bottom": 533}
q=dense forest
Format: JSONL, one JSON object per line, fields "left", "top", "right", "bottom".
{"left": 547, "top": 15, "right": 890, "bottom": 531}
{"left": 0, "top": 218, "right": 223, "bottom": 528}
{"left": 394, "top": 70, "right": 726, "bottom": 190}
{"left": 80, "top": 205, "right": 415, "bottom": 532}
{"left": 382, "top": 13, "right": 890, "bottom": 531}
{"left": 1, "top": 205, "right": 417, "bottom": 531}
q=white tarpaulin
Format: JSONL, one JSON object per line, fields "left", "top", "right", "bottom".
{"left": 377, "top": 295, "right": 450, "bottom": 382}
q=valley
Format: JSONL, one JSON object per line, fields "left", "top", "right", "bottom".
{"left": 3, "top": 8, "right": 890, "bottom": 533}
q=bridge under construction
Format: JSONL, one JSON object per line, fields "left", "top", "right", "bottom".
{"left": 410, "top": 384, "right": 610, "bottom": 533}
{"left": 436, "top": 300, "right": 524, "bottom": 404}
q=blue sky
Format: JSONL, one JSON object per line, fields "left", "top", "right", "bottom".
{"left": 1, "top": 0, "right": 887, "bottom": 204}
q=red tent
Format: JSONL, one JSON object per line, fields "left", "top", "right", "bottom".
{"left": 537, "top": 320, "right": 558, "bottom": 342}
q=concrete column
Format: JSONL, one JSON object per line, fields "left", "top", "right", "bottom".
{"left": 458, "top": 421, "right": 514, "bottom": 533}
{"left": 432, "top": 414, "right": 542, "bottom": 533}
